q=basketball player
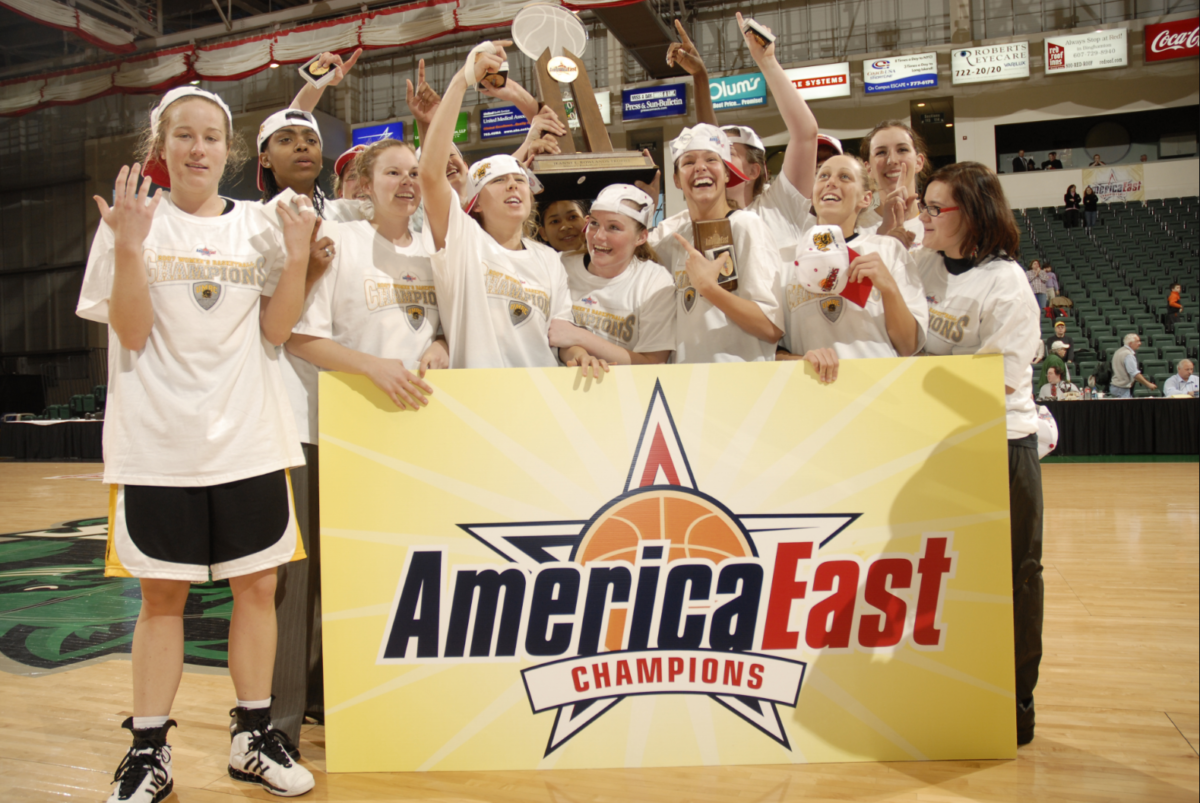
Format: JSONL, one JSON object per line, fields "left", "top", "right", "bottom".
{"left": 77, "top": 86, "right": 317, "bottom": 801}
{"left": 418, "top": 41, "right": 591, "bottom": 372}
{"left": 287, "top": 138, "right": 446, "bottom": 408}
{"left": 333, "top": 144, "right": 368, "bottom": 200}
{"left": 777, "top": 154, "right": 927, "bottom": 360}
{"left": 539, "top": 199, "right": 589, "bottom": 253}
{"left": 860, "top": 120, "right": 933, "bottom": 247}
{"left": 650, "top": 124, "right": 785, "bottom": 364}
{"left": 548, "top": 184, "right": 675, "bottom": 369}
{"left": 912, "top": 161, "right": 1044, "bottom": 746}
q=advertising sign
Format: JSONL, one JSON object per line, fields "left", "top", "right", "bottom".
{"left": 480, "top": 105, "right": 531, "bottom": 140}
{"left": 863, "top": 53, "right": 938, "bottom": 94}
{"left": 783, "top": 63, "right": 852, "bottom": 100}
{"left": 709, "top": 72, "right": 768, "bottom": 110}
{"left": 351, "top": 120, "right": 405, "bottom": 147}
{"left": 565, "top": 90, "right": 612, "bottom": 130}
{"left": 622, "top": 84, "right": 687, "bottom": 121}
{"left": 320, "top": 358, "right": 1018, "bottom": 773}
{"left": 951, "top": 43, "right": 1031, "bottom": 84}
{"left": 1045, "top": 28, "right": 1128, "bottom": 74}
{"left": 1144, "top": 17, "right": 1199, "bottom": 63}
{"left": 413, "top": 111, "right": 469, "bottom": 147}
{"left": 1083, "top": 164, "right": 1144, "bottom": 202}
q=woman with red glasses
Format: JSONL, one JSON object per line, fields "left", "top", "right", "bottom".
{"left": 912, "top": 161, "right": 1044, "bottom": 748}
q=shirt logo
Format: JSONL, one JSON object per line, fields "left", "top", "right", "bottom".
{"left": 402, "top": 273, "right": 418, "bottom": 282}
{"left": 509, "top": 300, "right": 532, "bottom": 326}
{"left": 405, "top": 304, "right": 426, "bottom": 331}
{"left": 196, "top": 247, "right": 216, "bottom": 257}
{"left": 683, "top": 286, "right": 697, "bottom": 313}
{"left": 820, "top": 296, "right": 843, "bottom": 322}
{"left": 192, "top": 281, "right": 222, "bottom": 311}
{"left": 581, "top": 296, "right": 597, "bottom": 305}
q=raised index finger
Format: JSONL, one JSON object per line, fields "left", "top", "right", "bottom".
{"left": 674, "top": 18, "right": 695, "bottom": 48}
{"left": 417, "top": 58, "right": 426, "bottom": 86}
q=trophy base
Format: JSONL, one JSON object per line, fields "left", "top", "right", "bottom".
{"left": 531, "top": 152, "right": 658, "bottom": 204}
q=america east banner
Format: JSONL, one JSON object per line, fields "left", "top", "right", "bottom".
{"left": 318, "top": 357, "right": 1017, "bottom": 773}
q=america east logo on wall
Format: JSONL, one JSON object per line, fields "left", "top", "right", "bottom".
{"left": 318, "top": 360, "right": 1019, "bottom": 772}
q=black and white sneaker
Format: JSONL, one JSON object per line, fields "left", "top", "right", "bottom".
{"left": 107, "top": 718, "right": 175, "bottom": 803}
{"left": 227, "top": 706, "right": 314, "bottom": 797}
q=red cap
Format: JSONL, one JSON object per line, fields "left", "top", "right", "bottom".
{"left": 335, "top": 144, "right": 368, "bottom": 179}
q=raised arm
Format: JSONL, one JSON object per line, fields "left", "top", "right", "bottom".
{"left": 290, "top": 49, "right": 362, "bottom": 112}
{"left": 260, "top": 195, "right": 318, "bottom": 345}
{"left": 418, "top": 43, "right": 509, "bottom": 251}
{"left": 478, "top": 75, "right": 540, "bottom": 121}
{"left": 92, "top": 164, "right": 160, "bottom": 351}
{"left": 667, "top": 19, "right": 716, "bottom": 126}
{"left": 405, "top": 59, "right": 441, "bottom": 145}
{"left": 737, "top": 13, "right": 817, "bottom": 197}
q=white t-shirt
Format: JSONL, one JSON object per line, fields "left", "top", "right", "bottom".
{"left": 782, "top": 232, "right": 928, "bottom": 359}
{"left": 861, "top": 215, "right": 924, "bottom": 247}
{"left": 76, "top": 195, "right": 305, "bottom": 486}
{"left": 324, "top": 197, "right": 368, "bottom": 223}
{"left": 747, "top": 172, "right": 815, "bottom": 264}
{"left": 912, "top": 249, "right": 1041, "bottom": 439}
{"left": 561, "top": 253, "right": 676, "bottom": 355}
{"left": 294, "top": 219, "right": 439, "bottom": 368}
{"left": 650, "top": 209, "right": 784, "bottom": 363}
{"left": 423, "top": 202, "right": 572, "bottom": 368}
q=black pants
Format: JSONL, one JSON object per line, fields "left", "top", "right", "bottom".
{"left": 1008, "top": 435, "right": 1044, "bottom": 739}
{"left": 1166, "top": 309, "right": 1179, "bottom": 334}
{"left": 272, "top": 442, "right": 324, "bottom": 743}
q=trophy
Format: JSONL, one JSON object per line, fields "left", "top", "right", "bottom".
{"left": 510, "top": 4, "right": 657, "bottom": 202}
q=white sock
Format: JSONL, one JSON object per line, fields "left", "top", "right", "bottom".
{"left": 132, "top": 715, "right": 170, "bottom": 730}
{"left": 237, "top": 698, "right": 272, "bottom": 710}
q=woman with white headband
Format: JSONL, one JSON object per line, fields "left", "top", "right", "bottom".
{"left": 418, "top": 41, "right": 593, "bottom": 372}
{"left": 548, "top": 184, "right": 676, "bottom": 367}
{"left": 650, "top": 124, "right": 790, "bottom": 365}
{"left": 777, "top": 153, "right": 927, "bottom": 360}
{"left": 76, "top": 86, "right": 317, "bottom": 801}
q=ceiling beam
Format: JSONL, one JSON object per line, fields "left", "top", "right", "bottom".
{"left": 209, "top": 0, "right": 233, "bottom": 32}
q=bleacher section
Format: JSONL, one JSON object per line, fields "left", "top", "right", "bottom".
{"left": 1017, "top": 197, "right": 1200, "bottom": 396}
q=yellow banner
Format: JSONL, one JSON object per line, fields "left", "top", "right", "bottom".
{"left": 319, "top": 357, "right": 1016, "bottom": 772}
{"left": 1083, "top": 163, "right": 1145, "bottom": 203}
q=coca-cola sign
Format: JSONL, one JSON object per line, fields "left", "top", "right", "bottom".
{"left": 1145, "top": 17, "right": 1200, "bottom": 62}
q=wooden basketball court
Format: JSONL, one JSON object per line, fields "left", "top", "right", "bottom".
{"left": 1, "top": 460, "right": 1195, "bottom": 802}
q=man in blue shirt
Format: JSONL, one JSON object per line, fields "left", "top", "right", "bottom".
{"left": 1164, "top": 359, "right": 1197, "bottom": 396}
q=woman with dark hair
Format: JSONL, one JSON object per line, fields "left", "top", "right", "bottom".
{"left": 1063, "top": 184, "right": 1081, "bottom": 228}
{"left": 1082, "top": 186, "right": 1099, "bottom": 228}
{"left": 860, "top": 119, "right": 933, "bottom": 247}
{"left": 912, "top": 161, "right": 1044, "bottom": 747}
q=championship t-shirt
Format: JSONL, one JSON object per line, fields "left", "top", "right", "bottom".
{"left": 651, "top": 209, "right": 784, "bottom": 363}
{"left": 860, "top": 215, "right": 925, "bottom": 247}
{"left": 782, "top": 232, "right": 928, "bottom": 359}
{"left": 324, "top": 197, "right": 368, "bottom": 223}
{"left": 77, "top": 195, "right": 305, "bottom": 486}
{"left": 912, "top": 249, "right": 1041, "bottom": 439}
{"left": 561, "top": 253, "right": 676, "bottom": 355}
{"left": 293, "top": 219, "right": 439, "bottom": 368}
{"left": 423, "top": 202, "right": 571, "bottom": 369}
{"left": 747, "top": 172, "right": 815, "bottom": 264}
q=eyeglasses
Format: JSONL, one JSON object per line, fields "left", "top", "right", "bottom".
{"left": 918, "top": 201, "right": 959, "bottom": 217}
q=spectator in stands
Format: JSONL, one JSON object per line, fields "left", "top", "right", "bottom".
{"left": 1063, "top": 185, "right": 1081, "bottom": 228}
{"left": 1048, "top": 320, "right": 1075, "bottom": 365}
{"left": 1089, "top": 154, "right": 1105, "bottom": 167}
{"left": 1038, "top": 341, "right": 1071, "bottom": 387}
{"left": 1166, "top": 283, "right": 1183, "bottom": 334}
{"left": 1041, "top": 262, "right": 1060, "bottom": 305}
{"left": 1042, "top": 152, "right": 1063, "bottom": 170}
{"left": 1026, "top": 260, "right": 1050, "bottom": 309}
{"left": 1109, "top": 333, "right": 1157, "bottom": 397}
{"left": 1082, "top": 186, "right": 1099, "bottom": 228}
{"left": 1012, "top": 150, "right": 1028, "bottom": 173}
{"left": 1164, "top": 359, "right": 1197, "bottom": 396}
{"left": 1027, "top": 157, "right": 1037, "bottom": 171}
{"left": 1038, "top": 365, "right": 1078, "bottom": 399}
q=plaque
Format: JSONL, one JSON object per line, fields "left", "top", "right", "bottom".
{"left": 693, "top": 218, "right": 739, "bottom": 291}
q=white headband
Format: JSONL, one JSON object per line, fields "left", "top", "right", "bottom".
{"left": 150, "top": 86, "right": 232, "bottom": 140}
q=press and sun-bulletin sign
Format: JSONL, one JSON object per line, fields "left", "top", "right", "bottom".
{"left": 783, "top": 63, "right": 851, "bottom": 100}
{"left": 318, "top": 357, "right": 1018, "bottom": 773}
{"left": 862, "top": 53, "right": 938, "bottom": 94}
{"left": 1045, "top": 28, "right": 1128, "bottom": 74}
{"left": 622, "top": 84, "right": 687, "bottom": 120}
{"left": 951, "top": 43, "right": 1031, "bottom": 85}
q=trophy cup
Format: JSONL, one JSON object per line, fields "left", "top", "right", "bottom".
{"left": 510, "top": 4, "right": 657, "bottom": 201}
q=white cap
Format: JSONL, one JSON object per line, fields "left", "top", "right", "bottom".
{"left": 145, "top": 87, "right": 233, "bottom": 188}
{"left": 669, "top": 124, "right": 749, "bottom": 187}
{"left": 816, "top": 133, "right": 844, "bottom": 155}
{"left": 463, "top": 154, "right": 544, "bottom": 213}
{"left": 722, "top": 125, "right": 765, "bottom": 152}
{"left": 257, "top": 108, "right": 323, "bottom": 191}
{"left": 796, "top": 225, "right": 851, "bottom": 295}
{"left": 1051, "top": 340, "right": 1068, "bottom": 350}
{"left": 590, "top": 184, "right": 654, "bottom": 229}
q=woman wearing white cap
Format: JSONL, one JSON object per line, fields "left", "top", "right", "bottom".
{"left": 650, "top": 124, "right": 786, "bottom": 364}
{"left": 76, "top": 86, "right": 317, "bottom": 801}
{"left": 287, "top": 138, "right": 445, "bottom": 410}
{"left": 418, "top": 42, "right": 588, "bottom": 371}
{"left": 777, "top": 153, "right": 926, "bottom": 360}
{"left": 548, "top": 184, "right": 676, "bottom": 366}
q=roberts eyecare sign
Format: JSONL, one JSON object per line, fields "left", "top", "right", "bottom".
{"left": 320, "top": 358, "right": 1017, "bottom": 772}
